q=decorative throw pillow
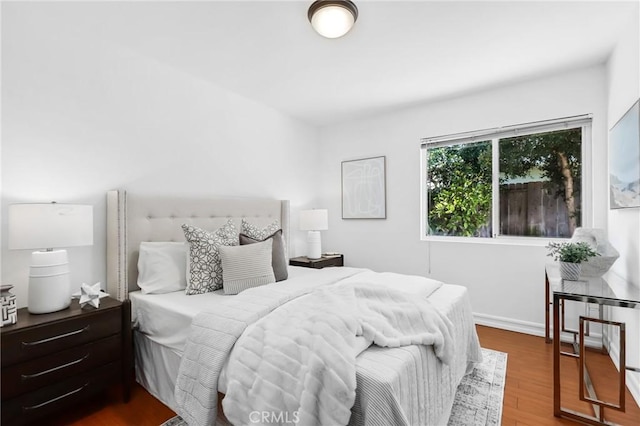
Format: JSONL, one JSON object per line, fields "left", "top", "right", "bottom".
{"left": 181, "top": 220, "right": 238, "bottom": 295}
{"left": 239, "top": 230, "right": 288, "bottom": 282}
{"left": 241, "top": 218, "right": 280, "bottom": 241}
{"left": 137, "top": 242, "right": 188, "bottom": 294}
{"left": 219, "top": 239, "right": 275, "bottom": 295}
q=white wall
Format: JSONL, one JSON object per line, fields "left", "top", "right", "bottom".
{"left": 606, "top": 13, "right": 640, "bottom": 403}
{"left": 1, "top": 6, "right": 320, "bottom": 308}
{"left": 607, "top": 9, "right": 640, "bottom": 286}
{"left": 318, "top": 65, "right": 608, "bottom": 332}
{"left": 2, "top": 0, "right": 637, "bottom": 403}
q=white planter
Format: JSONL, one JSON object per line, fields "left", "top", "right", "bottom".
{"left": 559, "top": 261, "right": 581, "bottom": 280}
{"left": 571, "top": 228, "right": 620, "bottom": 276}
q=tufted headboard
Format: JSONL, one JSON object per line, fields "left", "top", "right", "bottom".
{"left": 106, "top": 190, "right": 290, "bottom": 301}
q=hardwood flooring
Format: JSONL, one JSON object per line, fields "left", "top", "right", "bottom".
{"left": 45, "top": 325, "right": 640, "bottom": 425}
{"left": 478, "top": 325, "right": 640, "bottom": 426}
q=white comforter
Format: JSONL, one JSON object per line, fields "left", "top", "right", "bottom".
{"left": 175, "top": 268, "right": 448, "bottom": 426}
{"left": 222, "top": 273, "right": 453, "bottom": 426}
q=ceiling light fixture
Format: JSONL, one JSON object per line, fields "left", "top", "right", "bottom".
{"left": 308, "top": 1, "right": 358, "bottom": 39}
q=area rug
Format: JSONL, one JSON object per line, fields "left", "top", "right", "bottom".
{"left": 447, "top": 348, "right": 507, "bottom": 426}
{"left": 161, "top": 348, "right": 507, "bottom": 426}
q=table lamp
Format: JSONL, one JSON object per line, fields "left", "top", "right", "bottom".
{"left": 299, "top": 209, "right": 328, "bottom": 259}
{"left": 8, "top": 203, "right": 93, "bottom": 314}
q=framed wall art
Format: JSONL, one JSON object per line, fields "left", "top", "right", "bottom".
{"left": 341, "top": 156, "right": 386, "bottom": 219}
{"left": 610, "top": 99, "right": 640, "bottom": 209}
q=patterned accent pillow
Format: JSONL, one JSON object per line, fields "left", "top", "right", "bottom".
{"left": 241, "top": 218, "right": 280, "bottom": 241}
{"left": 181, "top": 220, "right": 238, "bottom": 294}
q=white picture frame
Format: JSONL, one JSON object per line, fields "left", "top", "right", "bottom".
{"left": 341, "top": 156, "right": 386, "bottom": 219}
{"left": 610, "top": 99, "right": 640, "bottom": 209}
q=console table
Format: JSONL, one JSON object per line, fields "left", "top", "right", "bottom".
{"left": 545, "top": 263, "right": 640, "bottom": 425}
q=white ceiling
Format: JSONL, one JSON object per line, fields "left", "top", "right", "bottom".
{"left": 4, "top": 1, "right": 638, "bottom": 126}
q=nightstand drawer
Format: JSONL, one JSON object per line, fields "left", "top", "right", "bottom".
{"left": 1, "top": 309, "right": 122, "bottom": 367}
{"left": 1, "top": 334, "right": 121, "bottom": 399}
{"left": 2, "top": 361, "right": 120, "bottom": 425}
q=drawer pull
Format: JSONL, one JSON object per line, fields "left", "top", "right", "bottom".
{"left": 22, "top": 383, "right": 89, "bottom": 411}
{"left": 21, "top": 354, "right": 90, "bottom": 380}
{"left": 21, "top": 325, "right": 90, "bottom": 347}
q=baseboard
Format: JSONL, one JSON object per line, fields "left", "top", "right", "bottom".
{"left": 475, "top": 312, "right": 640, "bottom": 406}
{"left": 473, "top": 312, "right": 603, "bottom": 347}
{"left": 474, "top": 313, "right": 544, "bottom": 337}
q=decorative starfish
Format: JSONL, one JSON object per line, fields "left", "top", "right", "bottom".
{"left": 79, "top": 282, "right": 102, "bottom": 309}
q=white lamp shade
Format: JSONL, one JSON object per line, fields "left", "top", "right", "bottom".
{"left": 8, "top": 203, "right": 93, "bottom": 250}
{"left": 300, "top": 209, "right": 329, "bottom": 231}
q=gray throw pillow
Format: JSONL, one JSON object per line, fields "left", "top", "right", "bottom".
{"left": 219, "top": 239, "right": 275, "bottom": 295}
{"left": 239, "top": 229, "right": 288, "bottom": 282}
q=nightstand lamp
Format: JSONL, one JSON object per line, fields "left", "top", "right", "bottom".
{"left": 8, "top": 203, "right": 93, "bottom": 314}
{"left": 299, "top": 209, "right": 328, "bottom": 260}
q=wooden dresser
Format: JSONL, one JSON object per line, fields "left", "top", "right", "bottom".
{"left": 1, "top": 297, "right": 130, "bottom": 425}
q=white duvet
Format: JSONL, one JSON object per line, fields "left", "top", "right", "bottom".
{"left": 175, "top": 268, "right": 450, "bottom": 426}
{"left": 222, "top": 273, "right": 453, "bottom": 426}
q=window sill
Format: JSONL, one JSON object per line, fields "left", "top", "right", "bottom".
{"left": 420, "top": 235, "right": 570, "bottom": 247}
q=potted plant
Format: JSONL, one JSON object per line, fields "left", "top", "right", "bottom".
{"left": 547, "top": 241, "right": 599, "bottom": 280}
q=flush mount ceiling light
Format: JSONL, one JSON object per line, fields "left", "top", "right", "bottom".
{"left": 308, "top": 1, "right": 358, "bottom": 39}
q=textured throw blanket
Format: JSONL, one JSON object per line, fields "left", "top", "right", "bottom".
{"left": 175, "top": 269, "right": 451, "bottom": 426}
{"left": 175, "top": 267, "right": 365, "bottom": 426}
{"left": 223, "top": 276, "right": 453, "bottom": 426}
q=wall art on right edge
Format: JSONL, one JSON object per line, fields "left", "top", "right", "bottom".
{"left": 342, "top": 156, "right": 386, "bottom": 219}
{"left": 610, "top": 99, "right": 640, "bottom": 209}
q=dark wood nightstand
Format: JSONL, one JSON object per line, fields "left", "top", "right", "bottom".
{"left": 1, "top": 297, "right": 130, "bottom": 425}
{"left": 289, "top": 254, "right": 344, "bottom": 269}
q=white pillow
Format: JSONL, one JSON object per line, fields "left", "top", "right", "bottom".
{"left": 137, "top": 242, "right": 188, "bottom": 294}
{"left": 219, "top": 239, "right": 275, "bottom": 295}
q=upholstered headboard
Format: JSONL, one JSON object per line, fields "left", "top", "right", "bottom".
{"left": 106, "top": 190, "right": 290, "bottom": 301}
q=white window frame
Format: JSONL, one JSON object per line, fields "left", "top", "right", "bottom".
{"left": 420, "top": 115, "right": 592, "bottom": 245}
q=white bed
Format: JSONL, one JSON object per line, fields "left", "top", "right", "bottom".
{"left": 106, "top": 190, "right": 482, "bottom": 425}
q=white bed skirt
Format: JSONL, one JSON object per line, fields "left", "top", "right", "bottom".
{"left": 134, "top": 329, "right": 182, "bottom": 412}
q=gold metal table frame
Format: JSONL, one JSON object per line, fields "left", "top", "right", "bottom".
{"left": 545, "top": 264, "right": 640, "bottom": 426}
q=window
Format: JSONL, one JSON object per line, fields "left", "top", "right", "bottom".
{"left": 426, "top": 141, "right": 493, "bottom": 237}
{"left": 421, "top": 115, "right": 591, "bottom": 240}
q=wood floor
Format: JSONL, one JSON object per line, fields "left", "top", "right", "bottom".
{"left": 46, "top": 325, "right": 640, "bottom": 426}
{"left": 479, "top": 326, "right": 640, "bottom": 426}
